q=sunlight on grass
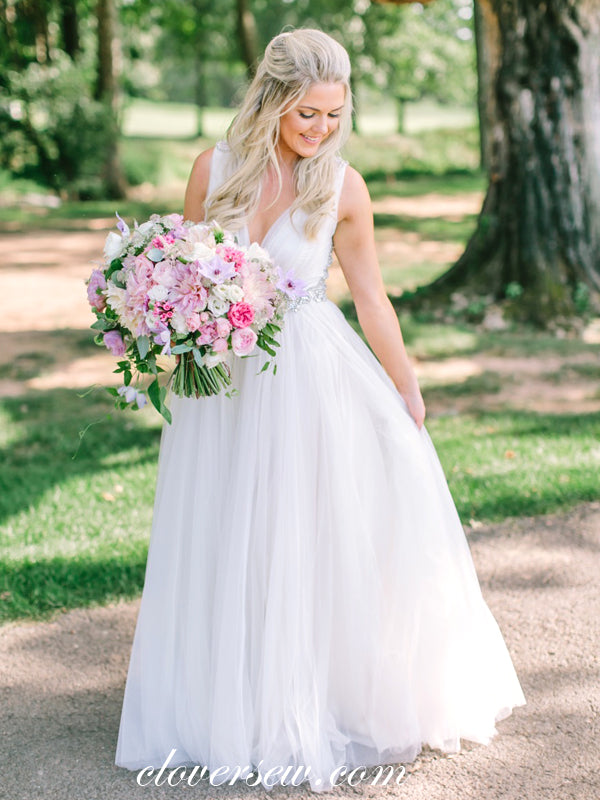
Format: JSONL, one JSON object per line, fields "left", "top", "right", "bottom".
{"left": 428, "top": 411, "right": 600, "bottom": 522}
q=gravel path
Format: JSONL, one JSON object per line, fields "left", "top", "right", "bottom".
{"left": 1, "top": 501, "right": 599, "bottom": 800}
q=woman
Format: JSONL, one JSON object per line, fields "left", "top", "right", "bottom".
{"left": 115, "top": 28, "right": 525, "bottom": 791}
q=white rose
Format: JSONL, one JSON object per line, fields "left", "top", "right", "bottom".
{"left": 104, "top": 232, "right": 125, "bottom": 262}
{"left": 245, "top": 242, "right": 270, "bottom": 262}
{"left": 192, "top": 242, "right": 215, "bottom": 261}
{"left": 207, "top": 294, "right": 230, "bottom": 316}
{"left": 106, "top": 284, "right": 127, "bottom": 317}
{"left": 213, "top": 283, "right": 243, "bottom": 303}
{"left": 148, "top": 283, "right": 169, "bottom": 302}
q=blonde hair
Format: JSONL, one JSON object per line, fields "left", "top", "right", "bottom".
{"left": 205, "top": 28, "right": 352, "bottom": 239}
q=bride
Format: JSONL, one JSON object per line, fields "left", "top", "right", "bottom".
{"left": 115, "top": 28, "right": 525, "bottom": 792}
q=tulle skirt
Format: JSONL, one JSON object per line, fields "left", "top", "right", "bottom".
{"left": 115, "top": 298, "right": 525, "bottom": 791}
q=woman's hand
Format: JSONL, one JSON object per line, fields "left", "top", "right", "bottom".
{"left": 401, "top": 384, "right": 426, "bottom": 430}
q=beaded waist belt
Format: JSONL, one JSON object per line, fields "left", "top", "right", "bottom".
{"left": 287, "top": 274, "right": 328, "bottom": 312}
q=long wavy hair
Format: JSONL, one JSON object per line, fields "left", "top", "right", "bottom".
{"left": 204, "top": 29, "right": 353, "bottom": 240}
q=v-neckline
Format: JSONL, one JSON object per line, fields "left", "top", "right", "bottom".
{"left": 246, "top": 204, "right": 294, "bottom": 249}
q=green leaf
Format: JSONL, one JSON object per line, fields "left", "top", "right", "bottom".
{"left": 261, "top": 343, "right": 276, "bottom": 357}
{"left": 91, "top": 318, "right": 110, "bottom": 331}
{"left": 137, "top": 335, "right": 150, "bottom": 359}
{"left": 171, "top": 343, "right": 193, "bottom": 354}
{"left": 147, "top": 378, "right": 161, "bottom": 414}
{"left": 192, "top": 348, "right": 204, "bottom": 368}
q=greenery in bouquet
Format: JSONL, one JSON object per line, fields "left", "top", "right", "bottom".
{"left": 86, "top": 213, "right": 306, "bottom": 423}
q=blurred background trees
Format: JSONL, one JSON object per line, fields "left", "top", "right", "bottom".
{"left": 1, "top": 0, "right": 599, "bottom": 325}
{"left": 0, "top": 0, "right": 475, "bottom": 198}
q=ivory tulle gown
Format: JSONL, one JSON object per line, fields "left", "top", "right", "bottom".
{"left": 115, "top": 141, "right": 525, "bottom": 791}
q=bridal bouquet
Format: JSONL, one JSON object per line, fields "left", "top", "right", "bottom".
{"left": 86, "top": 212, "right": 306, "bottom": 423}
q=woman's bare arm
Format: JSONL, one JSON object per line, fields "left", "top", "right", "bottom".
{"left": 183, "top": 147, "right": 214, "bottom": 222}
{"left": 333, "top": 167, "right": 425, "bottom": 428}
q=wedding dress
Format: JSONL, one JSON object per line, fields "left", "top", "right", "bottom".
{"left": 115, "top": 141, "right": 525, "bottom": 791}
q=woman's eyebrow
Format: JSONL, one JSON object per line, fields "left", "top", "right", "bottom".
{"left": 298, "top": 105, "right": 344, "bottom": 112}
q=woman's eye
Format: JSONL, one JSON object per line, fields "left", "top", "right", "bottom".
{"left": 299, "top": 112, "right": 340, "bottom": 119}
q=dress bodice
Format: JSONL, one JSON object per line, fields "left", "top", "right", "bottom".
{"left": 205, "top": 141, "right": 348, "bottom": 303}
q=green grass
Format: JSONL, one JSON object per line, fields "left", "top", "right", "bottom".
{"left": 2, "top": 100, "right": 600, "bottom": 624}
{"left": 2, "top": 320, "right": 600, "bottom": 624}
{"left": 0, "top": 388, "right": 161, "bottom": 623}
{"left": 1, "top": 102, "right": 482, "bottom": 232}
{"left": 427, "top": 411, "right": 600, "bottom": 523}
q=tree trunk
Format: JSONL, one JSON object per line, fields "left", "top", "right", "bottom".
{"left": 236, "top": 0, "right": 259, "bottom": 79}
{"left": 61, "top": 0, "right": 80, "bottom": 60}
{"left": 30, "top": 0, "right": 51, "bottom": 64}
{"left": 194, "top": 50, "right": 205, "bottom": 137}
{"left": 95, "top": 0, "right": 126, "bottom": 199}
{"left": 427, "top": 0, "right": 600, "bottom": 324}
{"left": 395, "top": 96, "right": 405, "bottom": 134}
{"left": 0, "top": 0, "right": 19, "bottom": 70}
{"left": 473, "top": 0, "right": 499, "bottom": 174}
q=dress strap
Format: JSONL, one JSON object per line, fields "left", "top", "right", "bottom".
{"left": 332, "top": 156, "right": 349, "bottom": 223}
{"left": 206, "top": 140, "right": 235, "bottom": 199}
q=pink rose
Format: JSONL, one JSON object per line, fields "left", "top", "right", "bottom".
{"left": 87, "top": 269, "right": 107, "bottom": 310}
{"left": 212, "top": 337, "right": 229, "bottom": 353}
{"left": 231, "top": 326, "right": 257, "bottom": 356}
{"left": 228, "top": 302, "right": 255, "bottom": 329}
{"left": 103, "top": 329, "right": 126, "bottom": 356}
{"left": 215, "top": 317, "right": 232, "bottom": 338}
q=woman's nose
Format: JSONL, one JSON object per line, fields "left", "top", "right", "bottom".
{"left": 312, "top": 116, "right": 328, "bottom": 133}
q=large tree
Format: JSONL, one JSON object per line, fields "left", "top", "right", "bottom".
{"left": 95, "top": 0, "right": 126, "bottom": 198}
{"left": 377, "top": 0, "right": 600, "bottom": 325}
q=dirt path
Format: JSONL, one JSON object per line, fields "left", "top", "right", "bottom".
{"left": 1, "top": 501, "right": 599, "bottom": 800}
{"left": 1, "top": 202, "right": 599, "bottom": 798}
{"left": 1, "top": 219, "right": 599, "bottom": 413}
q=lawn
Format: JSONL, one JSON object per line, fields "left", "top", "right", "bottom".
{"left": 1, "top": 100, "right": 599, "bottom": 624}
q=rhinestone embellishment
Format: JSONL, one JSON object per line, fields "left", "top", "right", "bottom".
{"left": 287, "top": 246, "right": 333, "bottom": 313}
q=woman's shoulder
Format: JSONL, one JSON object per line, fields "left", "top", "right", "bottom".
{"left": 337, "top": 163, "right": 370, "bottom": 221}
{"left": 189, "top": 146, "right": 215, "bottom": 186}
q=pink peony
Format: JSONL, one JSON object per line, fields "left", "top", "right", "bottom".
{"left": 87, "top": 269, "right": 107, "bottom": 310}
{"left": 171, "top": 262, "right": 209, "bottom": 316}
{"left": 231, "top": 326, "right": 257, "bottom": 356}
{"left": 228, "top": 302, "right": 255, "bottom": 329}
{"left": 215, "top": 317, "right": 232, "bottom": 338}
{"left": 186, "top": 312, "right": 202, "bottom": 332}
{"left": 196, "top": 322, "right": 218, "bottom": 345}
{"left": 212, "top": 337, "right": 229, "bottom": 353}
{"left": 103, "top": 330, "right": 127, "bottom": 356}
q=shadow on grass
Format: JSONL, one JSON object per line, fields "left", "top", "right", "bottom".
{"left": 0, "top": 551, "right": 148, "bottom": 621}
{"left": 427, "top": 408, "right": 600, "bottom": 522}
{"left": 0, "top": 387, "right": 161, "bottom": 622}
{"left": 373, "top": 213, "right": 478, "bottom": 243}
{"left": 0, "top": 387, "right": 161, "bottom": 525}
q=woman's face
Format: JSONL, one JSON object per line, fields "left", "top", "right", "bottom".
{"left": 278, "top": 82, "right": 346, "bottom": 160}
